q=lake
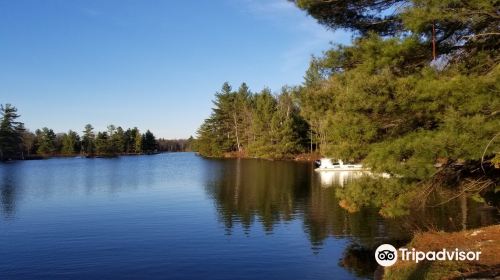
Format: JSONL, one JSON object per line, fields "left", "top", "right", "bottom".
{"left": 0, "top": 153, "right": 495, "bottom": 279}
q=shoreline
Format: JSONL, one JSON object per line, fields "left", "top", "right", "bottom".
{"left": 198, "top": 151, "right": 322, "bottom": 162}
{"left": 3, "top": 151, "right": 188, "bottom": 161}
{"left": 4, "top": 151, "right": 315, "bottom": 162}
{"left": 382, "top": 224, "right": 500, "bottom": 280}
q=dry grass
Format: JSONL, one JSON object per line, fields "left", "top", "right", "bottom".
{"left": 384, "top": 225, "right": 500, "bottom": 280}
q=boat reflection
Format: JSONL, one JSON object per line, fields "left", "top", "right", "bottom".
{"left": 317, "top": 170, "right": 365, "bottom": 187}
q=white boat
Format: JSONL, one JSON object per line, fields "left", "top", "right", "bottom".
{"left": 314, "top": 158, "right": 368, "bottom": 172}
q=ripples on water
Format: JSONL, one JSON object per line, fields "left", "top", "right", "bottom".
{"left": 0, "top": 153, "right": 496, "bottom": 279}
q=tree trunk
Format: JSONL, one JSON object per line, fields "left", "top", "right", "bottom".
{"left": 233, "top": 113, "right": 241, "bottom": 152}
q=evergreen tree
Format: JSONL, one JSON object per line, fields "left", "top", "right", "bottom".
{"left": 294, "top": 0, "right": 404, "bottom": 35}
{"left": 195, "top": 121, "right": 222, "bottom": 157}
{"left": 196, "top": 83, "right": 309, "bottom": 158}
{"left": 36, "top": 127, "right": 56, "bottom": 155}
{"left": 196, "top": 83, "right": 239, "bottom": 157}
{"left": 0, "top": 104, "right": 24, "bottom": 160}
{"left": 213, "top": 82, "right": 238, "bottom": 152}
{"left": 237, "top": 84, "right": 255, "bottom": 149}
{"left": 113, "top": 126, "right": 125, "bottom": 153}
{"left": 273, "top": 87, "right": 305, "bottom": 157}
{"left": 61, "top": 130, "right": 80, "bottom": 155}
{"left": 94, "top": 132, "right": 109, "bottom": 156}
{"left": 294, "top": 0, "right": 500, "bottom": 216}
{"left": 134, "top": 128, "right": 142, "bottom": 154}
{"left": 247, "top": 88, "right": 278, "bottom": 157}
{"left": 195, "top": 0, "right": 499, "bottom": 216}
{"left": 106, "top": 125, "right": 119, "bottom": 154}
{"left": 123, "top": 128, "right": 133, "bottom": 153}
{"left": 232, "top": 83, "right": 252, "bottom": 151}
{"left": 82, "top": 124, "right": 95, "bottom": 156}
{"left": 141, "top": 130, "right": 156, "bottom": 153}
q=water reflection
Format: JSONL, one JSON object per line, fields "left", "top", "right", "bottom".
{"left": 1, "top": 180, "right": 16, "bottom": 218}
{"left": 0, "top": 163, "right": 24, "bottom": 218}
{"left": 203, "top": 159, "right": 408, "bottom": 249}
{"left": 317, "top": 171, "right": 364, "bottom": 187}
{"left": 339, "top": 243, "right": 379, "bottom": 278}
{"left": 201, "top": 158, "right": 499, "bottom": 278}
{"left": 0, "top": 155, "right": 179, "bottom": 220}
{"left": 204, "top": 158, "right": 308, "bottom": 233}
{"left": 0, "top": 154, "right": 497, "bottom": 280}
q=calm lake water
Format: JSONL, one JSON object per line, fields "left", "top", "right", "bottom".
{"left": 0, "top": 153, "right": 496, "bottom": 279}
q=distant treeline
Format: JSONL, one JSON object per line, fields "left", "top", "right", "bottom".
{"left": 0, "top": 104, "right": 192, "bottom": 160}
{"left": 158, "top": 138, "right": 193, "bottom": 152}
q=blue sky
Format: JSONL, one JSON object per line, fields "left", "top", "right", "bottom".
{"left": 1, "top": 0, "right": 351, "bottom": 138}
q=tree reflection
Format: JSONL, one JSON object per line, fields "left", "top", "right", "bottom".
{"left": 339, "top": 243, "right": 378, "bottom": 278}
{"left": 204, "top": 159, "right": 309, "bottom": 232}
{"left": 203, "top": 159, "right": 409, "bottom": 249}
{"left": 303, "top": 179, "right": 409, "bottom": 249}
{"left": 1, "top": 182, "right": 16, "bottom": 218}
{"left": 203, "top": 158, "right": 497, "bottom": 253}
{"left": 0, "top": 164, "right": 22, "bottom": 219}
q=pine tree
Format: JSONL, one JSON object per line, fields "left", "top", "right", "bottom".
{"left": 0, "top": 104, "right": 24, "bottom": 160}
{"left": 61, "top": 130, "right": 80, "bottom": 155}
{"left": 247, "top": 88, "right": 277, "bottom": 157}
{"left": 36, "top": 127, "right": 56, "bottom": 155}
{"left": 141, "top": 130, "right": 156, "bottom": 153}
{"left": 95, "top": 132, "right": 109, "bottom": 156}
{"left": 134, "top": 128, "right": 142, "bottom": 154}
{"left": 293, "top": 0, "right": 500, "bottom": 216}
{"left": 273, "top": 88, "right": 304, "bottom": 157}
{"left": 82, "top": 124, "right": 95, "bottom": 156}
{"left": 112, "top": 126, "right": 125, "bottom": 153}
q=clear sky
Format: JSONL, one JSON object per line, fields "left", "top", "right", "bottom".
{"left": 1, "top": 0, "right": 351, "bottom": 138}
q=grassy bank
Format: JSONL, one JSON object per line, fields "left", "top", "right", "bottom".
{"left": 384, "top": 225, "right": 500, "bottom": 280}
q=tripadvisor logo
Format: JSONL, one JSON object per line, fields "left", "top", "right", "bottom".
{"left": 375, "top": 244, "right": 398, "bottom": 267}
{"left": 374, "top": 244, "right": 482, "bottom": 267}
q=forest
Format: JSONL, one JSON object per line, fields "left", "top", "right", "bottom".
{"left": 195, "top": 0, "right": 499, "bottom": 216}
{"left": 0, "top": 104, "right": 191, "bottom": 159}
{"left": 193, "top": 83, "right": 309, "bottom": 159}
